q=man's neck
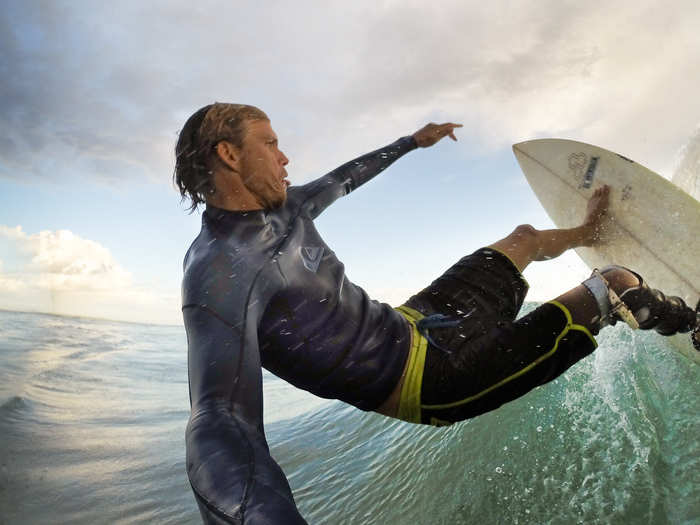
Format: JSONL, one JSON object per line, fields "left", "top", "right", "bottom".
{"left": 206, "top": 193, "right": 263, "bottom": 212}
{"left": 207, "top": 170, "right": 264, "bottom": 212}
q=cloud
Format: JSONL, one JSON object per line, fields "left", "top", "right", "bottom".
{"left": 1, "top": 0, "right": 699, "bottom": 187}
{"left": 0, "top": 225, "right": 131, "bottom": 289}
{"left": 346, "top": 1, "right": 700, "bottom": 170}
{"left": 0, "top": 257, "right": 25, "bottom": 292}
{"left": 0, "top": 225, "right": 180, "bottom": 324}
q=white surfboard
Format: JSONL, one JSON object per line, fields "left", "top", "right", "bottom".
{"left": 513, "top": 139, "right": 699, "bottom": 364}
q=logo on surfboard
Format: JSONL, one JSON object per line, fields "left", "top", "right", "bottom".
{"left": 621, "top": 184, "right": 633, "bottom": 201}
{"left": 568, "top": 152, "right": 587, "bottom": 181}
{"left": 568, "top": 152, "right": 599, "bottom": 189}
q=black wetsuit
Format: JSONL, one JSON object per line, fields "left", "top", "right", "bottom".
{"left": 182, "top": 137, "right": 417, "bottom": 524}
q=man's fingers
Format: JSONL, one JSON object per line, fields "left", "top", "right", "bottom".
{"left": 440, "top": 123, "right": 462, "bottom": 140}
{"left": 441, "top": 123, "right": 462, "bottom": 141}
{"left": 413, "top": 121, "right": 463, "bottom": 147}
{"left": 436, "top": 123, "right": 462, "bottom": 131}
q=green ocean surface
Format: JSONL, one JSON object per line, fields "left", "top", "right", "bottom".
{"left": 0, "top": 309, "right": 698, "bottom": 524}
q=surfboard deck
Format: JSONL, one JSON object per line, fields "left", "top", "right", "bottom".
{"left": 513, "top": 138, "right": 699, "bottom": 364}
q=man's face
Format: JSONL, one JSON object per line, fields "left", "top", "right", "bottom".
{"left": 238, "top": 119, "right": 290, "bottom": 209}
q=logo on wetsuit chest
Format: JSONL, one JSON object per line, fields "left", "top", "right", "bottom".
{"left": 300, "top": 246, "right": 324, "bottom": 273}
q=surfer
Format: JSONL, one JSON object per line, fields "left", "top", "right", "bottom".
{"left": 176, "top": 103, "right": 697, "bottom": 524}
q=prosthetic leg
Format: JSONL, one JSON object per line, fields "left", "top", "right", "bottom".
{"left": 582, "top": 266, "right": 700, "bottom": 351}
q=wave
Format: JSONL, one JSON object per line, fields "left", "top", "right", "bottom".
{"left": 673, "top": 126, "right": 700, "bottom": 200}
{"left": 0, "top": 395, "right": 32, "bottom": 417}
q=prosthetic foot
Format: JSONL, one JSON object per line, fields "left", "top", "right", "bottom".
{"left": 582, "top": 266, "right": 698, "bottom": 340}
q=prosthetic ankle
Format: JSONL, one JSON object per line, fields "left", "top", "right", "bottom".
{"left": 582, "top": 266, "right": 697, "bottom": 336}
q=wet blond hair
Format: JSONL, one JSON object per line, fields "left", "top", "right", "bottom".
{"left": 174, "top": 103, "right": 269, "bottom": 212}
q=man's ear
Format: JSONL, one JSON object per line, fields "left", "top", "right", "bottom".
{"left": 215, "top": 141, "right": 241, "bottom": 172}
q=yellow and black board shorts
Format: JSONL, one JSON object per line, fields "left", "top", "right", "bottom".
{"left": 395, "top": 247, "right": 597, "bottom": 426}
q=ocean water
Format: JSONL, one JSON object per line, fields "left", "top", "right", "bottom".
{"left": 1, "top": 309, "right": 698, "bottom": 525}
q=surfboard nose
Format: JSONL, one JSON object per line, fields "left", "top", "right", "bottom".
{"left": 513, "top": 138, "right": 589, "bottom": 159}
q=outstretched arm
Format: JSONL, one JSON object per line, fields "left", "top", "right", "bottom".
{"left": 299, "top": 122, "right": 462, "bottom": 218}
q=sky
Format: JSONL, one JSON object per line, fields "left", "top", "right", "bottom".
{"left": 0, "top": 0, "right": 699, "bottom": 325}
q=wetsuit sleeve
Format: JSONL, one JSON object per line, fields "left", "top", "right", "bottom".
{"left": 298, "top": 135, "right": 417, "bottom": 218}
{"left": 184, "top": 305, "right": 308, "bottom": 524}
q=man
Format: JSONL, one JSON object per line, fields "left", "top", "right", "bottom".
{"left": 175, "top": 103, "right": 697, "bottom": 524}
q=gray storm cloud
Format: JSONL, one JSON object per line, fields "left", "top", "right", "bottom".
{"left": 1, "top": 0, "right": 699, "bottom": 185}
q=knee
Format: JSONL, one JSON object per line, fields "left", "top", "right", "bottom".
{"left": 512, "top": 224, "right": 538, "bottom": 238}
{"left": 488, "top": 224, "right": 543, "bottom": 271}
{"left": 509, "top": 224, "right": 540, "bottom": 250}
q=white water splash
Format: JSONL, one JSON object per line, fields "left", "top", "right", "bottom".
{"left": 672, "top": 126, "right": 700, "bottom": 200}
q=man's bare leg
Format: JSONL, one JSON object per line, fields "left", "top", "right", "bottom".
{"left": 378, "top": 186, "right": 616, "bottom": 417}
{"left": 378, "top": 185, "right": 695, "bottom": 419}
{"left": 489, "top": 185, "right": 611, "bottom": 273}
{"left": 485, "top": 185, "right": 646, "bottom": 331}
{"left": 378, "top": 187, "right": 614, "bottom": 417}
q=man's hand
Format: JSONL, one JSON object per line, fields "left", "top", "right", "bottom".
{"left": 413, "top": 122, "right": 463, "bottom": 148}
